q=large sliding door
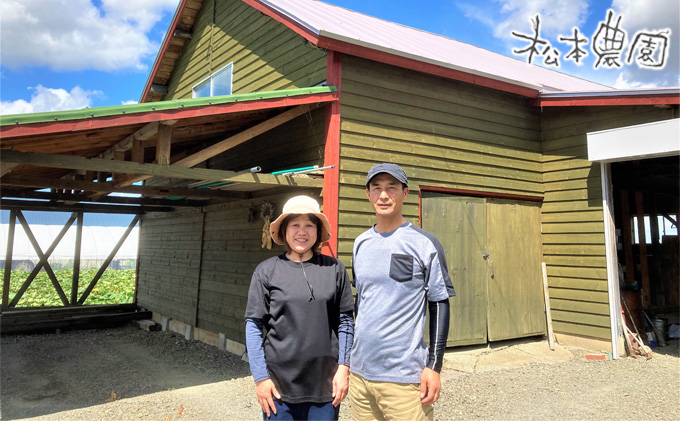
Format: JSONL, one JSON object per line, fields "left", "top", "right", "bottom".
{"left": 422, "top": 193, "right": 546, "bottom": 345}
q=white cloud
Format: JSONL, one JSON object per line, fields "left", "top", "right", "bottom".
{"left": 613, "top": 73, "right": 664, "bottom": 89}
{"left": 121, "top": 100, "right": 139, "bottom": 106}
{"left": 0, "top": 85, "right": 103, "bottom": 115}
{"left": 0, "top": 0, "right": 179, "bottom": 72}
{"left": 492, "top": 0, "right": 590, "bottom": 40}
{"left": 608, "top": 0, "right": 680, "bottom": 87}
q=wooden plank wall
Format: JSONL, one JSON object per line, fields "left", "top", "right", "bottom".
{"left": 165, "top": 0, "right": 327, "bottom": 100}
{"left": 540, "top": 105, "right": 675, "bottom": 340}
{"left": 336, "top": 56, "right": 543, "bottom": 268}
{"left": 138, "top": 190, "right": 321, "bottom": 343}
{"left": 137, "top": 211, "right": 204, "bottom": 324}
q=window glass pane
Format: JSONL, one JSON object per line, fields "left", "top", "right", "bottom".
{"left": 194, "top": 82, "right": 210, "bottom": 98}
{"left": 212, "top": 67, "right": 232, "bottom": 96}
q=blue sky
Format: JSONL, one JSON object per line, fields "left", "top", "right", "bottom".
{"left": 1, "top": 0, "right": 677, "bottom": 115}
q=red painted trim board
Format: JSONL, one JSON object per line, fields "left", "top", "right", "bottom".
{"left": 321, "top": 51, "right": 342, "bottom": 258}
{"left": 140, "top": 0, "right": 189, "bottom": 103}
{"left": 529, "top": 95, "right": 680, "bottom": 107}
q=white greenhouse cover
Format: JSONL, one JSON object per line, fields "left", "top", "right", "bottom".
{"left": 0, "top": 224, "right": 139, "bottom": 260}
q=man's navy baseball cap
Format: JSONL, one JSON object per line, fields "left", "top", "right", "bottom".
{"left": 365, "top": 163, "right": 408, "bottom": 188}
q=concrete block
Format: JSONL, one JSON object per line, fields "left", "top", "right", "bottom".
{"left": 219, "top": 333, "right": 227, "bottom": 351}
{"left": 161, "top": 317, "right": 172, "bottom": 332}
{"left": 169, "top": 319, "right": 187, "bottom": 336}
{"left": 226, "top": 339, "right": 246, "bottom": 356}
{"left": 196, "top": 328, "right": 219, "bottom": 347}
{"left": 134, "top": 320, "right": 160, "bottom": 332}
{"left": 185, "top": 325, "right": 194, "bottom": 341}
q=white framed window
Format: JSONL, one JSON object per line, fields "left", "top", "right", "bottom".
{"left": 192, "top": 62, "right": 233, "bottom": 98}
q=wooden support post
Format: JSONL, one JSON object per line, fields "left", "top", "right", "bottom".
{"left": 71, "top": 212, "right": 84, "bottom": 305}
{"left": 635, "top": 191, "right": 650, "bottom": 308}
{"left": 78, "top": 215, "right": 141, "bottom": 305}
{"left": 620, "top": 190, "right": 635, "bottom": 284}
{"left": 541, "top": 262, "right": 555, "bottom": 350}
{"left": 131, "top": 138, "right": 145, "bottom": 164}
{"left": 2, "top": 210, "right": 17, "bottom": 308}
{"left": 156, "top": 125, "right": 172, "bottom": 166}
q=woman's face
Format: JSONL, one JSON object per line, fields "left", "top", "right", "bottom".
{"left": 285, "top": 214, "right": 318, "bottom": 256}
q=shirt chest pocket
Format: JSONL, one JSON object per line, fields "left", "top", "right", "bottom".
{"left": 389, "top": 253, "right": 415, "bottom": 282}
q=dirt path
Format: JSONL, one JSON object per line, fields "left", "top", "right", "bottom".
{"left": 1, "top": 325, "right": 678, "bottom": 420}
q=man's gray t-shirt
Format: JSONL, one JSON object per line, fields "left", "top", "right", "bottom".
{"left": 350, "top": 222, "right": 455, "bottom": 383}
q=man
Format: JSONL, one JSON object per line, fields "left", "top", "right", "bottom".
{"left": 350, "top": 163, "right": 455, "bottom": 421}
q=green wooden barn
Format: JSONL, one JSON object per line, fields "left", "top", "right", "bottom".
{"left": 1, "top": 0, "right": 678, "bottom": 357}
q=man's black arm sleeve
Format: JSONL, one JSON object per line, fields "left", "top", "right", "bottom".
{"left": 426, "top": 299, "right": 450, "bottom": 372}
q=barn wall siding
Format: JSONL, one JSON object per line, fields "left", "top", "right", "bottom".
{"left": 540, "top": 105, "right": 675, "bottom": 340}
{"left": 137, "top": 212, "right": 204, "bottom": 324}
{"left": 336, "top": 55, "right": 543, "bottom": 264}
{"left": 165, "top": 0, "right": 327, "bottom": 101}
{"left": 138, "top": 191, "right": 321, "bottom": 343}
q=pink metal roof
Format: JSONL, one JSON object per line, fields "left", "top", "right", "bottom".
{"left": 261, "top": 0, "right": 612, "bottom": 93}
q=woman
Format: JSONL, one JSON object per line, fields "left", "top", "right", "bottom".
{"left": 245, "top": 195, "right": 355, "bottom": 420}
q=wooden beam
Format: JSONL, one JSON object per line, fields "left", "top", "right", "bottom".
{"left": 96, "top": 121, "right": 160, "bottom": 160}
{"left": 0, "top": 150, "right": 323, "bottom": 188}
{"left": 0, "top": 176, "right": 250, "bottom": 200}
{"left": 0, "top": 162, "right": 19, "bottom": 177}
{"left": 2, "top": 210, "right": 17, "bottom": 307}
{"left": 150, "top": 84, "right": 169, "bottom": 94}
{"left": 156, "top": 124, "right": 172, "bottom": 165}
{"left": 112, "top": 105, "right": 313, "bottom": 188}
{"left": 0, "top": 199, "right": 171, "bottom": 214}
{"left": 1, "top": 190, "right": 206, "bottom": 207}
{"left": 71, "top": 212, "right": 83, "bottom": 305}
{"left": 13, "top": 211, "right": 70, "bottom": 306}
{"left": 9, "top": 213, "right": 78, "bottom": 307}
{"left": 131, "top": 138, "right": 145, "bottom": 164}
{"left": 77, "top": 215, "right": 141, "bottom": 305}
{"left": 635, "top": 191, "right": 651, "bottom": 308}
{"left": 182, "top": 105, "right": 310, "bottom": 168}
{"left": 620, "top": 190, "right": 635, "bottom": 285}
{"left": 172, "top": 29, "right": 192, "bottom": 40}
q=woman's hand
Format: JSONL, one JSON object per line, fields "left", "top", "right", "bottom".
{"left": 255, "top": 378, "right": 281, "bottom": 417}
{"left": 332, "top": 364, "right": 350, "bottom": 407}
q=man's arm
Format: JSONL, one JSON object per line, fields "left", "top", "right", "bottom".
{"left": 420, "top": 299, "right": 450, "bottom": 404}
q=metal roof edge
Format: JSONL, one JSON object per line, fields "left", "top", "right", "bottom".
{"left": 259, "top": 0, "right": 320, "bottom": 36}
{"left": 538, "top": 87, "right": 680, "bottom": 98}
{"left": 318, "top": 30, "right": 544, "bottom": 93}
{"left": 1, "top": 86, "right": 338, "bottom": 127}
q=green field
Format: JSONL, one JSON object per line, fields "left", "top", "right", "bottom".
{"left": 0, "top": 269, "right": 135, "bottom": 307}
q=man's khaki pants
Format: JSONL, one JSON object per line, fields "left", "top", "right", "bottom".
{"left": 349, "top": 372, "right": 434, "bottom": 421}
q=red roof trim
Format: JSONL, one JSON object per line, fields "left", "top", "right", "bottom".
{"left": 317, "top": 35, "right": 540, "bottom": 98}
{"left": 140, "top": 0, "right": 189, "bottom": 103}
{"left": 529, "top": 95, "right": 680, "bottom": 107}
{"left": 242, "top": 0, "right": 319, "bottom": 44}
{"left": 1, "top": 92, "right": 339, "bottom": 139}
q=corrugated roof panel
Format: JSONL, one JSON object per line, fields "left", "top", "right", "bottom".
{"left": 263, "top": 0, "right": 612, "bottom": 92}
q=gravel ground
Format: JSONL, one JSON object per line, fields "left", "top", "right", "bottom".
{"left": 1, "top": 324, "right": 678, "bottom": 420}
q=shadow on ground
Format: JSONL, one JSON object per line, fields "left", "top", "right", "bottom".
{"left": 0, "top": 325, "right": 251, "bottom": 420}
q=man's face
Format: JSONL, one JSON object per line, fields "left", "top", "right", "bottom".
{"left": 366, "top": 173, "right": 409, "bottom": 219}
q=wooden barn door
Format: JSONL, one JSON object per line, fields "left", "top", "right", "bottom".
{"left": 422, "top": 193, "right": 545, "bottom": 345}
{"left": 422, "top": 193, "right": 487, "bottom": 346}
{"left": 485, "top": 199, "right": 546, "bottom": 341}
